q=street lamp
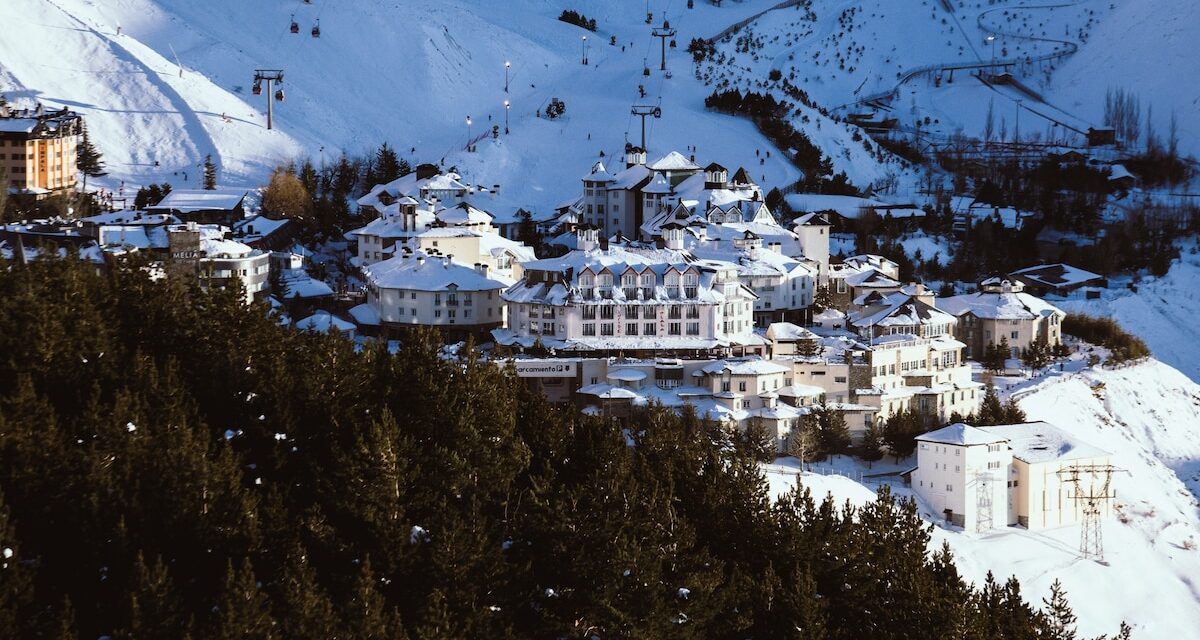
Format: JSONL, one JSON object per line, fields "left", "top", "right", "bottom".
{"left": 505, "top": 61, "right": 511, "bottom": 93}
{"left": 986, "top": 35, "right": 996, "bottom": 66}
{"left": 581, "top": 35, "right": 588, "bottom": 65}
{"left": 503, "top": 100, "right": 510, "bottom": 134}
{"left": 466, "top": 115, "right": 472, "bottom": 150}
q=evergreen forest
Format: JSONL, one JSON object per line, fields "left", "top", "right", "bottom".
{"left": 0, "top": 258, "right": 1121, "bottom": 639}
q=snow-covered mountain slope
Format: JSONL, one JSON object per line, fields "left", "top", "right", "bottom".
{"left": 702, "top": 0, "right": 1199, "bottom": 157}
{"left": 769, "top": 358, "right": 1200, "bottom": 638}
{"left": 1047, "top": 0, "right": 1200, "bottom": 157}
{"left": 1, "top": 0, "right": 873, "bottom": 216}
{"left": 1057, "top": 246, "right": 1200, "bottom": 383}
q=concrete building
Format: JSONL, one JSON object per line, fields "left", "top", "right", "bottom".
{"left": 937, "top": 278, "right": 1066, "bottom": 360}
{"left": 913, "top": 422, "right": 1112, "bottom": 532}
{"left": 494, "top": 227, "right": 763, "bottom": 357}
{"left": 0, "top": 105, "right": 81, "bottom": 196}
{"left": 358, "top": 250, "right": 510, "bottom": 341}
{"left": 912, "top": 423, "right": 1013, "bottom": 532}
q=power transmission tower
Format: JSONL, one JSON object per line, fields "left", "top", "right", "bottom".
{"left": 974, "top": 469, "right": 994, "bottom": 533}
{"left": 1056, "top": 464, "right": 1126, "bottom": 562}
{"left": 630, "top": 105, "right": 662, "bottom": 152}
{"left": 652, "top": 20, "right": 676, "bottom": 71}
{"left": 252, "top": 69, "right": 285, "bottom": 130}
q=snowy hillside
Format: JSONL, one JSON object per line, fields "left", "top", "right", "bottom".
{"left": 769, "top": 358, "right": 1200, "bottom": 638}
{"left": 702, "top": 0, "right": 1200, "bottom": 157}
{"left": 0, "top": 0, "right": 843, "bottom": 217}
{"left": 1058, "top": 246, "right": 1200, "bottom": 383}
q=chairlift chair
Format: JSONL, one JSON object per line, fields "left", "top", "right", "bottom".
{"left": 252, "top": 81, "right": 262, "bottom": 96}
{"left": 290, "top": 15, "right": 299, "bottom": 34}
{"left": 312, "top": 20, "right": 320, "bottom": 38}
{"left": 275, "top": 89, "right": 285, "bottom": 102}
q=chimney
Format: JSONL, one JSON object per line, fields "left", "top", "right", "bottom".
{"left": 416, "top": 255, "right": 426, "bottom": 266}
{"left": 476, "top": 263, "right": 489, "bottom": 277}
{"left": 443, "top": 255, "right": 452, "bottom": 268}
{"left": 769, "top": 241, "right": 782, "bottom": 253}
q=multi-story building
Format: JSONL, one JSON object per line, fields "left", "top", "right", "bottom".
{"left": 937, "top": 277, "right": 1066, "bottom": 360}
{"left": 359, "top": 250, "right": 510, "bottom": 340}
{"left": 494, "top": 226, "right": 761, "bottom": 357}
{"left": 348, "top": 196, "right": 534, "bottom": 278}
{"left": 165, "top": 223, "right": 270, "bottom": 303}
{"left": 0, "top": 105, "right": 81, "bottom": 196}
{"left": 912, "top": 421, "right": 1111, "bottom": 532}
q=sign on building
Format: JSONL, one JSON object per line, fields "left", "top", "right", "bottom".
{"left": 510, "top": 360, "right": 578, "bottom": 378}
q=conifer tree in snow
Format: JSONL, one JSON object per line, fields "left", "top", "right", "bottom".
{"left": 1041, "top": 579, "right": 1077, "bottom": 640}
{"left": 203, "top": 154, "right": 218, "bottom": 190}
{"left": 375, "top": 143, "right": 402, "bottom": 184}
{"left": 76, "top": 120, "right": 106, "bottom": 194}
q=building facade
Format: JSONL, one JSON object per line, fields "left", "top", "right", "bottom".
{"left": 1, "top": 106, "right": 81, "bottom": 195}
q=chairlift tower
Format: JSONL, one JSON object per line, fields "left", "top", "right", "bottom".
{"left": 630, "top": 105, "right": 662, "bottom": 152}
{"left": 1057, "top": 464, "right": 1126, "bottom": 562}
{"left": 652, "top": 20, "right": 677, "bottom": 71}
{"left": 252, "top": 69, "right": 285, "bottom": 130}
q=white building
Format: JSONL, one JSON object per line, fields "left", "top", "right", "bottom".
{"left": 347, "top": 195, "right": 534, "bottom": 278}
{"left": 494, "top": 227, "right": 763, "bottom": 356}
{"left": 937, "top": 278, "right": 1066, "bottom": 360}
{"left": 358, "top": 250, "right": 511, "bottom": 339}
{"left": 912, "top": 423, "right": 1013, "bottom": 532}
{"left": 979, "top": 422, "right": 1113, "bottom": 530}
{"left": 912, "top": 421, "right": 1112, "bottom": 532}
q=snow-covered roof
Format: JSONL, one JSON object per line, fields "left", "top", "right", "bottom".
{"left": 850, "top": 294, "right": 956, "bottom": 330}
{"left": 294, "top": 311, "right": 355, "bottom": 334}
{"left": 583, "top": 161, "right": 615, "bottom": 183}
{"left": 363, "top": 251, "right": 512, "bottom": 291}
{"left": 700, "top": 358, "right": 790, "bottom": 376}
{"left": 435, "top": 201, "right": 494, "bottom": 225}
{"left": 82, "top": 210, "right": 179, "bottom": 226}
{"left": 642, "top": 170, "right": 672, "bottom": 194}
{"left": 150, "top": 189, "right": 246, "bottom": 212}
{"left": 648, "top": 151, "right": 701, "bottom": 172}
{"left": 232, "top": 215, "right": 292, "bottom": 241}
{"left": 278, "top": 269, "right": 334, "bottom": 299}
{"left": 1010, "top": 263, "right": 1102, "bottom": 289}
{"left": 937, "top": 290, "right": 1064, "bottom": 321}
{"left": 348, "top": 302, "right": 380, "bottom": 326}
{"left": 916, "top": 423, "right": 1009, "bottom": 446}
{"left": 766, "top": 322, "right": 819, "bottom": 342}
{"left": 979, "top": 422, "right": 1109, "bottom": 464}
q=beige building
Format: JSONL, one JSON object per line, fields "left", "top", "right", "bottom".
{"left": 0, "top": 106, "right": 81, "bottom": 196}
{"left": 937, "top": 278, "right": 1066, "bottom": 360}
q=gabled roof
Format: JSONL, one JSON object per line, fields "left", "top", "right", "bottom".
{"left": 978, "top": 422, "right": 1109, "bottom": 463}
{"left": 916, "top": 423, "right": 1008, "bottom": 446}
{"left": 1010, "top": 263, "right": 1102, "bottom": 288}
{"left": 583, "top": 161, "right": 615, "bottom": 182}
{"left": 435, "top": 202, "right": 494, "bottom": 225}
{"left": 642, "top": 171, "right": 673, "bottom": 194}
{"left": 648, "top": 151, "right": 701, "bottom": 172}
{"left": 704, "top": 162, "right": 727, "bottom": 172}
{"left": 149, "top": 189, "right": 246, "bottom": 213}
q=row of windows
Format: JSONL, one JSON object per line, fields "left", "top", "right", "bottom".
{"left": 580, "top": 322, "right": 700, "bottom": 336}
{"left": 579, "top": 305, "right": 701, "bottom": 320}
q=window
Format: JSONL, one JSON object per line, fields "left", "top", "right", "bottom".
{"left": 987, "top": 461, "right": 1001, "bottom": 470}
{"left": 721, "top": 381, "right": 731, "bottom": 392}
{"left": 1011, "top": 331, "right": 1019, "bottom": 340}
{"left": 434, "top": 293, "right": 441, "bottom": 306}
{"left": 683, "top": 272, "right": 698, "bottom": 298}
{"left": 643, "top": 322, "right": 656, "bottom": 336}
{"left": 583, "top": 323, "right": 596, "bottom": 336}
{"left": 686, "top": 322, "right": 700, "bottom": 335}
{"left": 946, "top": 484, "right": 953, "bottom": 492}
{"left": 836, "top": 279, "right": 847, "bottom": 293}
{"left": 626, "top": 322, "right": 639, "bottom": 336}
{"left": 434, "top": 310, "right": 442, "bottom": 318}
{"left": 601, "top": 323, "right": 614, "bottom": 336}
{"left": 686, "top": 306, "right": 700, "bottom": 319}
{"left": 669, "top": 305, "right": 682, "bottom": 319}
{"left": 542, "top": 322, "right": 554, "bottom": 334}
{"left": 582, "top": 306, "right": 597, "bottom": 320}
{"left": 600, "top": 306, "right": 615, "bottom": 319}
{"left": 411, "top": 292, "right": 417, "bottom": 300}
{"left": 738, "top": 381, "right": 746, "bottom": 392}
{"left": 464, "top": 310, "right": 471, "bottom": 318}
{"left": 668, "top": 322, "right": 681, "bottom": 335}
{"left": 626, "top": 306, "right": 639, "bottom": 320}
{"left": 834, "top": 376, "right": 846, "bottom": 383}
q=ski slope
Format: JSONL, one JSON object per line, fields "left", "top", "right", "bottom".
{"left": 0, "top": 0, "right": 865, "bottom": 218}
{"left": 768, "top": 358, "right": 1200, "bottom": 638}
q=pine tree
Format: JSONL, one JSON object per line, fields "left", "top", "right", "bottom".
{"left": 1041, "top": 579, "right": 1077, "bottom": 640}
{"left": 375, "top": 143, "right": 402, "bottom": 184}
{"left": 812, "top": 285, "right": 832, "bottom": 312}
{"left": 0, "top": 488, "right": 33, "bottom": 636}
{"left": 211, "top": 558, "right": 278, "bottom": 640}
{"left": 272, "top": 542, "right": 338, "bottom": 640}
{"left": 859, "top": 421, "right": 884, "bottom": 465}
{"left": 126, "top": 552, "right": 188, "bottom": 638}
{"left": 816, "top": 407, "right": 851, "bottom": 458}
{"left": 203, "top": 155, "right": 217, "bottom": 190}
{"left": 977, "top": 382, "right": 1006, "bottom": 426}
{"left": 76, "top": 120, "right": 107, "bottom": 194}
{"left": 786, "top": 414, "right": 819, "bottom": 463}
{"left": 345, "top": 556, "right": 404, "bottom": 639}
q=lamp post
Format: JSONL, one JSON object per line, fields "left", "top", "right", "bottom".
{"left": 504, "top": 61, "right": 511, "bottom": 93}
{"left": 581, "top": 35, "right": 588, "bottom": 65}
{"left": 987, "top": 35, "right": 996, "bottom": 66}
{"left": 466, "top": 115, "right": 472, "bottom": 151}
{"left": 503, "top": 100, "right": 510, "bottom": 134}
